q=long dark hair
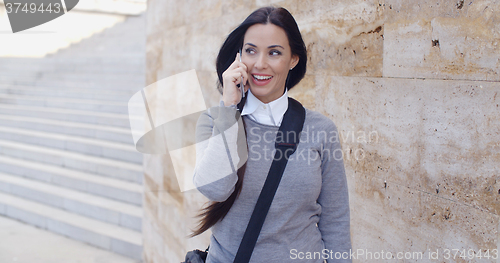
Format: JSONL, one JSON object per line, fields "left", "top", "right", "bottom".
{"left": 190, "top": 6, "right": 307, "bottom": 237}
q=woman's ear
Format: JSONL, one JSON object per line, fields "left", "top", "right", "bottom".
{"left": 290, "top": 54, "right": 299, "bottom": 70}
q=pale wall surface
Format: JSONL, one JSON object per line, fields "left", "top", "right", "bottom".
{"left": 144, "top": 0, "right": 499, "bottom": 262}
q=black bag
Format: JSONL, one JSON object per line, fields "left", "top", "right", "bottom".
{"left": 183, "top": 96, "right": 305, "bottom": 263}
{"left": 182, "top": 248, "right": 208, "bottom": 263}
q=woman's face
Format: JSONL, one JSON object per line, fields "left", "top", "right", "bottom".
{"left": 242, "top": 23, "right": 299, "bottom": 104}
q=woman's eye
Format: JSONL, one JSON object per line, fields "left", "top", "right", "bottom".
{"left": 245, "top": 48, "right": 255, "bottom": 54}
{"left": 270, "top": 50, "right": 282, "bottom": 56}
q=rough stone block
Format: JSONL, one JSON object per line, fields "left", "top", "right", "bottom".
{"left": 351, "top": 176, "right": 499, "bottom": 260}
{"left": 315, "top": 75, "right": 500, "bottom": 215}
{"left": 384, "top": 0, "right": 500, "bottom": 81}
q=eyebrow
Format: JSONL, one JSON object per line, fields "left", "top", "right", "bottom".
{"left": 244, "top": 43, "right": 285, "bottom": 49}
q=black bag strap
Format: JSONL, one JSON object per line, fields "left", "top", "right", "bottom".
{"left": 233, "top": 96, "right": 306, "bottom": 263}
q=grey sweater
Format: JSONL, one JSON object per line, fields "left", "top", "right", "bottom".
{"left": 194, "top": 104, "right": 352, "bottom": 263}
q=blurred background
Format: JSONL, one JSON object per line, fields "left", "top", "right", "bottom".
{"left": 0, "top": 0, "right": 145, "bottom": 262}
{"left": 0, "top": 0, "right": 499, "bottom": 263}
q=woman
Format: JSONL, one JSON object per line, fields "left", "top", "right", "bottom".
{"left": 192, "top": 6, "right": 351, "bottom": 263}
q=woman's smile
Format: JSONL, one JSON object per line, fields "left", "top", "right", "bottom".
{"left": 251, "top": 73, "right": 273, "bottom": 86}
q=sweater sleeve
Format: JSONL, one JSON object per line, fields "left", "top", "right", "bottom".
{"left": 317, "top": 120, "right": 352, "bottom": 263}
{"left": 193, "top": 100, "right": 248, "bottom": 202}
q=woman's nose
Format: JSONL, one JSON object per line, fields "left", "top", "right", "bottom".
{"left": 254, "top": 53, "right": 268, "bottom": 69}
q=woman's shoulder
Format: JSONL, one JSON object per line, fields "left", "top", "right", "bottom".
{"left": 303, "top": 107, "right": 339, "bottom": 132}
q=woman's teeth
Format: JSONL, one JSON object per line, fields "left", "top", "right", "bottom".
{"left": 253, "top": 75, "right": 272, "bottom": 80}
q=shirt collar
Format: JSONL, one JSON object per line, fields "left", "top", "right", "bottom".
{"left": 241, "top": 88, "right": 289, "bottom": 126}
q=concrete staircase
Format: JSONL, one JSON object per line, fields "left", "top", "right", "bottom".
{"left": 0, "top": 13, "right": 145, "bottom": 261}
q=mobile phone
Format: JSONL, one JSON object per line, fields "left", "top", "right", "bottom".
{"left": 239, "top": 49, "right": 245, "bottom": 98}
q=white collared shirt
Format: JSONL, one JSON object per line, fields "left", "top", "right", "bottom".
{"left": 240, "top": 88, "right": 288, "bottom": 127}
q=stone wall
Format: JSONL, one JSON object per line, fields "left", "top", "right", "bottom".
{"left": 144, "top": 0, "right": 499, "bottom": 262}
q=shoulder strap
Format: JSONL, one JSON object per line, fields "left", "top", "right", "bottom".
{"left": 233, "top": 97, "right": 306, "bottom": 263}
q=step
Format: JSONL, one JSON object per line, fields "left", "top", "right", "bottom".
{"left": 0, "top": 192, "right": 142, "bottom": 260}
{"left": 0, "top": 94, "right": 143, "bottom": 114}
{"left": 0, "top": 114, "right": 139, "bottom": 146}
{"left": 0, "top": 69, "right": 144, "bottom": 80}
{"left": 0, "top": 104, "right": 136, "bottom": 128}
{"left": 0, "top": 84, "right": 136, "bottom": 102}
{"left": 0, "top": 172, "right": 142, "bottom": 231}
{"left": 69, "top": 25, "right": 145, "bottom": 39}
{"left": 0, "top": 68, "right": 144, "bottom": 79}
{"left": 0, "top": 79, "right": 144, "bottom": 91}
{"left": 59, "top": 46, "right": 146, "bottom": 56}
{"left": 0, "top": 64, "right": 146, "bottom": 75}
{"left": 0, "top": 58, "right": 143, "bottom": 69}
{"left": 50, "top": 47, "right": 145, "bottom": 56}
{"left": 0, "top": 155, "right": 142, "bottom": 206}
{"left": 0, "top": 80, "right": 143, "bottom": 92}
{"left": 0, "top": 68, "right": 140, "bottom": 76}
{"left": 0, "top": 138, "right": 142, "bottom": 183}
{"left": 0, "top": 57, "right": 145, "bottom": 67}
{"left": 0, "top": 73, "right": 145, "bottom": 85}
{"left": 0, "top": 63, "right": 145, "bottom": 76}
{"left": 0, "top": 126, "right": 141, "bottom": 165}
{"left": 0, "top": 82, "right": 141, "bottom": 94}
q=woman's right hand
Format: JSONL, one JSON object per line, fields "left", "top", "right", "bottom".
{"left": 221, "top": 52, "right": 248, "bottom": 106}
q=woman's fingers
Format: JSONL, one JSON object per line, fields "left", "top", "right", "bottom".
{"left": 224, "top": 64, "right": 247, "bottom": 84}
{"left": 221, "top": 52, "right": 249, "bottom": 105}
{"left": 228, "top": 53, "right": 248, "bottom": 73}
{"left": 226, "top": 53, "right": 242, "bottom": 71}
{"left": 223, "top": 56, "right": 245, "bottom": 78}
{"left": 237, "top": 53, "right": 248, "bottom": 84}
{"left": 235, "top": 67, "right": 248, "bottom": 84}
{"left": 227, "top": 72, "right": 242, "bottom": 83}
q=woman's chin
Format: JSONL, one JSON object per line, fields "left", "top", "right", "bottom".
{"left": 249, "top": 87, "right": 268, "bottom": 97}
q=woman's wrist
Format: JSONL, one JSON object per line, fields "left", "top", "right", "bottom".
{"left": 221, "top": 99, "right": 237, "bottom": 107}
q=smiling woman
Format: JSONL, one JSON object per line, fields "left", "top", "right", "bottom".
{"left": 189, "top": 6, "right": 352, "bottom": 263}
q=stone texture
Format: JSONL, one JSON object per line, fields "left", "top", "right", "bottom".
{"left": 291, "top": 0, "right": 385, "bottom": 77}
{"left": 143, "top": 150, "right": 212, "bottom": 262}
{"left": 315, "top": 76, "right": 500, "bottom": 216}
{"left": 350, "top": 176, "right": 499, "bottom": 261}
{"left": 384, "top": 0, "right": 500, "bottom": 81}
{"left": 145, "top": 0, "right": 500, "bottom": 262}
